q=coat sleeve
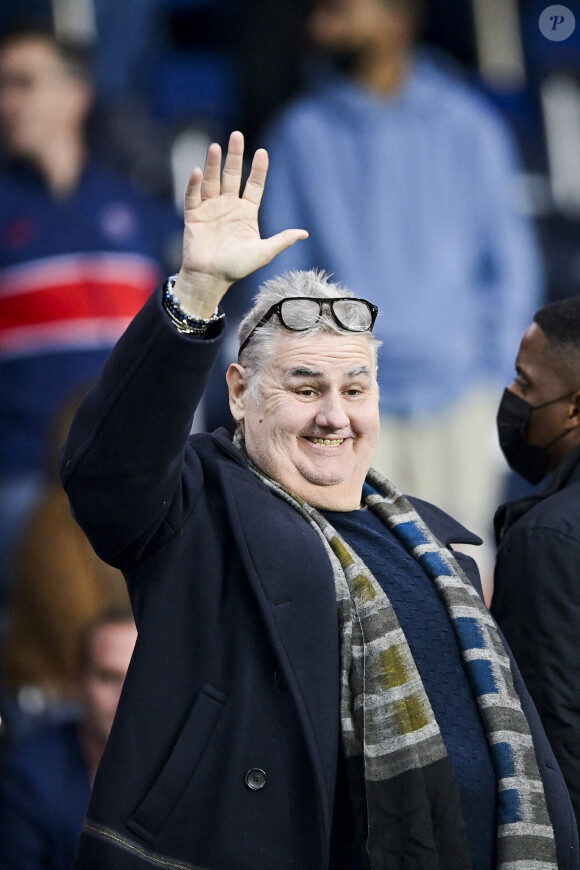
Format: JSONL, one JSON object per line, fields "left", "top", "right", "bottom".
{"left": 492, "top": 525, "right": 580, "bottom": 836}
{"left": 59, "top": 285, "right": 225, "bottom": 570}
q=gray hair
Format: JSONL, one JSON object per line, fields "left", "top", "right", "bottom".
{"left": 238, "top": 270, "right": 381, "bottom": 397}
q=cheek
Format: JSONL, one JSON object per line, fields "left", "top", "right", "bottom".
{"left": 262, "top": 413, "right": 302, "bottom": 448}
{"left": 357, "top": 400, "right": 380, "bottom": 431}
{"left": 250, "top": 394, "right": 307, "bottom": 437}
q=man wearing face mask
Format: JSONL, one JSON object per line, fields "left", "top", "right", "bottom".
{"left": 491, "top": 295, "right": 580, "bottom": 836}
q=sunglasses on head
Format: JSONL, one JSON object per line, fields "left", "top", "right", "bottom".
{"left": 238, "top": 296, "right": 378, "bottom": 357}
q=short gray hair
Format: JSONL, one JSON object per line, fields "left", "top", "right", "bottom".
{"left": 238, "top": 270, "right": 381, "bottom": 395}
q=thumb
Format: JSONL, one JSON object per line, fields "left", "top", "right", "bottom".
{"left": 259, "top": 229, "right": 309, "bottom": 265}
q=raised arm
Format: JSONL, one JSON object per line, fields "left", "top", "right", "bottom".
{"left": 173, "top": 130, "right": 308, "bottom": 319}
{"left": 60, "top": 132, "right": 307, "bottom": 568}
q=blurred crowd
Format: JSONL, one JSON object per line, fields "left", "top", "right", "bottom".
{"left": 1, "top": 0, "right": 580, "bottom": 866}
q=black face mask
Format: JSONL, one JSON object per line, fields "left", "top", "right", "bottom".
{"left": 496, "top": 388, "right": 575, "bottom": 484}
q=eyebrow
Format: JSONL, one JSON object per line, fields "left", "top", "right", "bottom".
{"left": 285, "top": 367, "right": 323, "bottom": 379}
{"left": 284, "top": 365, "right": 372, "bottom": 380}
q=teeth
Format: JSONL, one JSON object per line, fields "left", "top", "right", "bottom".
{"left": 311, "top": 438, "right": 344, "bottom": 446}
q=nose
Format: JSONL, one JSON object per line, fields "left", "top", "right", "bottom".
{"left": 314, "top": 391, "right": 350, "bottom": 431}
{"left": 508, "top": 381, "right": 523, "bottom": 399}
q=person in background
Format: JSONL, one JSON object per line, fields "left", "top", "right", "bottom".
{"left": 58, "top": 131, "right": 577, "bottom": 870}
{"left": 0, "top": 606, "right": 137, "bottom": 870}
{"left": 253, "top": 0, "right": 543, "bottom": 589}
{"left": 1, "top": 384, "right": 128, "bottom": 727}
{"left": 0, "top": 25, "right": 181, "bottom": 607}
{"left": 491, "top": 296, "right": 580, "bottom": 837}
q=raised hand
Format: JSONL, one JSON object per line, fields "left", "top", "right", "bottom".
{"left": 173, "top": 131, "right": 308, "bottom": 318}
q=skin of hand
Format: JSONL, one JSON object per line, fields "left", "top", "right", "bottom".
{"left": 173, "top": 130, "right": 309, "bottom": 319}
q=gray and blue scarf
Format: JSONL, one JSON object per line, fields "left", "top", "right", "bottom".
{"left": 243, "top": 448, "right": 557, "bottom": 869}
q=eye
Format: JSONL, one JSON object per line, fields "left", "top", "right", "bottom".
{"left": 344, "top": 386, "right": 363, "bottom": 397}
{"left": 295, "top": 387, "right": 317, "bottom": 398}
{"left": 514, "top": 375, "right": 529, "bottom": 394}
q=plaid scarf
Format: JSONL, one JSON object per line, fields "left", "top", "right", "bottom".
{"left": 239, "top": 441, "right": 557, "bottom": 869}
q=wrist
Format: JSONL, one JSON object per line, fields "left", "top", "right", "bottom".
{"left": 172, "top": 270, "right": 230, "bottom": 319}
{"left": 163, "top": 276, "right": 225, "bottom": 335}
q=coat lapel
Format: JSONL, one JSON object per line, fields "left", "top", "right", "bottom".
{"left": 216, "top": 460, "right": 340, "bottom": 845}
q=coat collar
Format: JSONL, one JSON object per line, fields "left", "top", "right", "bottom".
{"left": 494, "top": 445, "right": 580, "bottom": 543}
{"left": 408, "top": 496, "right": 482, "bottom": 547}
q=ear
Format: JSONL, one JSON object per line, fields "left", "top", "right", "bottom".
{"left": 226, "top": 363, "right": 247, "bottom": 422}
{"left": 567, "top": 389, "right": 580, "bottom": 430}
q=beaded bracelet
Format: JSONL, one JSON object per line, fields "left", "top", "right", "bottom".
{"left": 162, "top": 275, "right": 224, "bottom": 334}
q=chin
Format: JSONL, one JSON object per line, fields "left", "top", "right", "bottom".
{"left": 299, "top": 466, "right": 349, "bottom": 488}
{"left": 293, "top": 469, "right": 364, "bottom": 510}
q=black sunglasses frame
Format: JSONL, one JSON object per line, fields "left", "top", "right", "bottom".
{"left": 238, "top": 296, "right": 378, "bottom": 357}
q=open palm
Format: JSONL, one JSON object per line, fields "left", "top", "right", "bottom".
{"left": 179, "top": 131, "right": 307, "bottom": 299}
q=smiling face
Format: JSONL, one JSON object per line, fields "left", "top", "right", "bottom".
{"left": 227, "top": 330, "right": 380, "bottom": 510}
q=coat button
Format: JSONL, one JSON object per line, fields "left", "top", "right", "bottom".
{"left": 245, "top": 768, "right": 267, "bottom": 791}
{"left": 274, "top": 670, "right": 287, "bottom": 688}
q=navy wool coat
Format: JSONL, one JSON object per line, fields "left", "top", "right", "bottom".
{"left": 60, "top": 288, "right": 579, "bottom": 870}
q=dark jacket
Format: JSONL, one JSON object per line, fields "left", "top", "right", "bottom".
{"left": 60, "top": 288, "right": 579, "bottom": 870}
{"left": 492, "top": 447, "right": 580, "bottom": 838}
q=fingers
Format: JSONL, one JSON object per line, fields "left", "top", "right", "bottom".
{"left": 184, "top": 131, "right": 270, "bottom": 210}
{"left": 200, "top": 141, "right": 223, "bottom": 200}
{"left": 242, "top": 147, "right": 269, "bottom": 206}
{"left": 200, "top": 132, "right": 244, "bottom": 201}
{"left": 184, "top": 166, "right": 204, "bottom": 211}
{"left": 221, "top": 130, "right": 245, "bottom": 197}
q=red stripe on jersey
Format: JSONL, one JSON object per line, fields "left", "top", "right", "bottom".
{"left": 0, "top": 253, "right": 162, "bottom": 355}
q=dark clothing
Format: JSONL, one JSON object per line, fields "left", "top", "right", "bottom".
{"left": 0, "top": 158, "right": 180, "bottom": 476}
{"left": 323, "top": 507, "right": 497, "bottom": 870}
{"left": 60, "top": 287, "right": 579, "bottom": 870}
{"left": 492, "top": 446, "right": 580, "bottom": 837}
{"left": 0, "top": 721, "right": 91, "bottom": 870}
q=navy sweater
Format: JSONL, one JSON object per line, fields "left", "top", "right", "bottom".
{"left": 323, "top": 507, "right": 497, "bottom": 870}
